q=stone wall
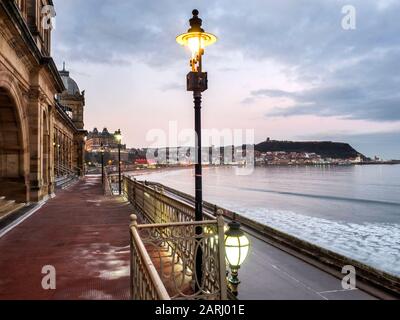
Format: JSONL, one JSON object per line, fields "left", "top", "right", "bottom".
{"left": 0, "top": 1, "right": 85, "bottom": 203}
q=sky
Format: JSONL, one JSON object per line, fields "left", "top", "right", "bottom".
{"left": 52, "top": 0, "right": 400, "bottom": 159}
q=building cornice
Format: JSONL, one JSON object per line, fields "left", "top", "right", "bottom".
{"left": 0, "top": 0, "right": 65, "bottom": 92}
{"left": 41, "top": 57, "right": 65, "bottom": 92}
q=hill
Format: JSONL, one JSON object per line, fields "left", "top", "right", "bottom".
{"left": 255, "top": 140, "right": 365, "bottom": 160}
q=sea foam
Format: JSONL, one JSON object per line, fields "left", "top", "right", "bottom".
{"left": 218, "top": 201, "right": 400, "bottom": 277}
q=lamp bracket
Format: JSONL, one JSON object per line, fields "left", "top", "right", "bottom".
{"left": 187, "top": 72, "right": 208, "bottom": 92}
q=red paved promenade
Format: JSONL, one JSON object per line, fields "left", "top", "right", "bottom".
{"left": 0, "top": 175, "right": 132, "bottom": 300}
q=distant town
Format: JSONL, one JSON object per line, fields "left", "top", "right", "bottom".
{"left": 85, "top": 128, "right": 399, "bottom": 170}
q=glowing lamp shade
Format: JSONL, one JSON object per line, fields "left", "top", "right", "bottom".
{"left": 114, "top": 129, "right": 122, "bottom": 143}
{"left": 176, "top": 32, "right": 217, "bottom": 57}
{"left": 224, "top": 221, "right": 250, "bottom": 269}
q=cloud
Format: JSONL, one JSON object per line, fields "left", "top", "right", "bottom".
{"left": 53, "top": 0, "right": 400, "bottom": 70}
{"left": 246, "top": 46, "right": 400, "bottom": 121}
{"left": 53, "top": 0, "right": 197, "bottom": 67}
{"left": 159, "top": 82, "right": 184, "bottom": 92}
{"left": 257, "top": 80, "right": 400, "bottom": 121}
{"left": 252, "top": 89, "right": 297, "bottom": 99}
{"left": 52, "top": 0, "right": 400, "bottom": 144}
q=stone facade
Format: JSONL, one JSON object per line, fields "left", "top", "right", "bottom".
{"left": 56, "top": 65, "right": 86, "bottom": 176}
{"left": 0, "top": 0, "right": 86, "bottom": 203}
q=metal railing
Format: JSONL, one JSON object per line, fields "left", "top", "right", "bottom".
{"left": 124, "top": 177, "right": 215, "bottom": 223}
{"left": 103, "top": 170, "right": 119, "bottom": 195}
{"left": 124, "top": 176, "right": 227, "bottom": 300}
{"left": 55, "top": 163, "right": 82, "bottom": 178}
{"left": 130, "top": 215, "right": 171, "bottom": 300}
{"left": 54, "top": 163, "right": 81, "bottom": 189}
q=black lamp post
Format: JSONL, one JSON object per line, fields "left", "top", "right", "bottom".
{"left": 177, "top": 9, "right": 217, "bottom": 291}
{"left": 100, "top": 143, "right": 105, "bottom": 185}
{"left": 114, "top": 129, "right": 122, "bottom": 195}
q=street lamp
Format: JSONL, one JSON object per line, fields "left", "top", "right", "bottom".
{"left": 176, "top": 9, "right": 217, "bottom": 74}
{"left": 177, "top": 9, "right": 217, "bottom": 291}
{"left": 224, "top": 221, "right": 250, "bottom": 296}
{"left": 114, "top": 129, "right": 122, "bottom": 195}
{"left": 100, "top": 143, "right": 105, "bottom": 185}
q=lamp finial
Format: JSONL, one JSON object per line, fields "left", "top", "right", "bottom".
{"left": 189, "top": 9, "right": 204, "bottom": 33}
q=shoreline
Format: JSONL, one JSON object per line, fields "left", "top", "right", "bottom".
{"left": 104, "top": 162, "right": 400, "bottom": 178}
{"left": 114, "top": 162, "right": 400, "bottom": 176}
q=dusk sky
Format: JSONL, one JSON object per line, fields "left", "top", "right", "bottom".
{"left": 52, "top": 0, "right": 400, "bottom": 159}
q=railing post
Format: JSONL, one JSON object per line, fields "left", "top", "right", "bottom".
{"left": 130, "top": 214, "right": 138, "bottom": 300}
{"left": 133, "top": 179, "right": 136, "bottom": 210}
{"left": 217, "top": 209, "right": 228, "bottom": 300}
{"left": 122, "top": 176, "right": 126, "bottom": 197}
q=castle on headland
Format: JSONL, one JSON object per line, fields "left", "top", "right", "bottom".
{"left": 254, "top": 139, "right": 366, "bottom": 165}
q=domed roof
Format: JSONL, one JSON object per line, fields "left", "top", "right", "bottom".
{"left": 59, "top": 63, "right": 80, "bottom": 95}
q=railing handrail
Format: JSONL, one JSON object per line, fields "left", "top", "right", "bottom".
{"left": 55, "top": 162, "right": 81, "bottom": 178}
{"left": 103, "top": 170, "right": 117, "bottom": 195}
{"left": 130, "top": 220, "right": 171, "bottom": 300}
{"left": 137, "top": 219, "right": 217, "bottom": 229}
{"left": 124, "top": 176, "right": 216, "bottom": 221}
{"left": 145, "top": 181, "right": 221, "bottom": 220}
{"left": 56, "top": 162, "right": 75, "bottom": 171}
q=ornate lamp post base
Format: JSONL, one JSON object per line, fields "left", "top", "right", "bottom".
{"left": 228, "top": 268, "right": 241, "bottom": 296}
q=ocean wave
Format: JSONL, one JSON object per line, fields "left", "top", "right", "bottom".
{"left": 218, "top": 201, "right": 400, "bottom": 277}
{"left": 240, "top": 187, "right": 400, "bottom": 207}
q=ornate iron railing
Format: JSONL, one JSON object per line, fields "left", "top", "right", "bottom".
{"left": 102, "top": 170, "right": 117, "bottom": 195}
{"left": 124, "top": 177, "right": 227, "bottom": 300}
{"left": 123, "top": 177, "right": 215, "bottom": 223}
{"left": 130, "top": 215, "right": 171, "bottom": 300}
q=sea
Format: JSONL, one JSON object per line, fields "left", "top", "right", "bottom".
{"left": 132, "top": 165, "right": 400, "bottom": 276}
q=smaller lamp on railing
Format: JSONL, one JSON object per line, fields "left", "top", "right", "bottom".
{"left": 224, "top": 220, "right": 250, "bottom": 296}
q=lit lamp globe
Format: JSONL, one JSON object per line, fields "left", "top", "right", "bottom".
{"left": 176, "top": 9, "right": 217, "bottom": 72}
{"left": 114, "top": 129, "right": 122, "bottom": 143}
{"left": 224, "top": 221, "right": 250, "bottom": 295}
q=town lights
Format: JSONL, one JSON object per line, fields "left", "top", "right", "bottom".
{"left": 224, "top": 221, "right": 250, "bottom": 296}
